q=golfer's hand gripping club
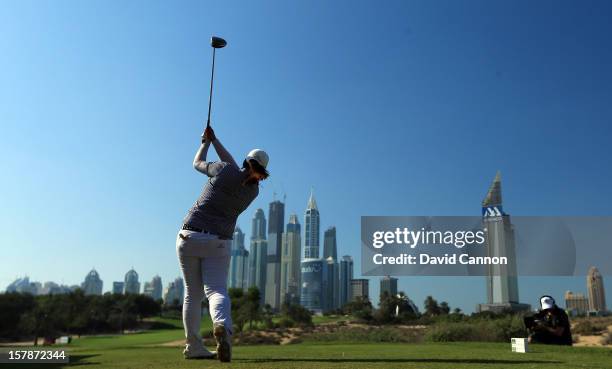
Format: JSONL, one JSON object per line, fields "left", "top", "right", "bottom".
{"left": 202, "top": 125, "right": 217, "bottom": 144}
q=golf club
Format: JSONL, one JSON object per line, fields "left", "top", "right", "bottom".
{"left": 207, "top": 36, "right": 227, "bottom": 128}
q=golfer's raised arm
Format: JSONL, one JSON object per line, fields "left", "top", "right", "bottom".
{"left": 212, "top": 139, "right": 238, "bottom": 168}
{"left": 193, "top": 140, "right": 222, "bottom": 177}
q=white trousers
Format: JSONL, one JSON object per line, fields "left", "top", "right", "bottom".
{"left": 176, "top": 229, "right": 232, "bottom": 345}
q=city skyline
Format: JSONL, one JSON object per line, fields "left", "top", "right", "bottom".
{"left": 3, "top": 1, "right": 612, "bottom": 315}
{"left": 4, "top": 183, "right": 611, "bottom": 314}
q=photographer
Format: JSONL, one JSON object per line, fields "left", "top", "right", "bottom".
{"left": 525, "top": 296, "right": 572, "bottom": 346}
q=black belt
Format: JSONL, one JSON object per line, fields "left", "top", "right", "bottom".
{"left": 181, "top": 224, "right": 230, "bottom": 240}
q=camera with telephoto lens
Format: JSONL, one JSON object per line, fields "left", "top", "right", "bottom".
{"left": 524, "top": 316, "right": 549, "bottom": 330}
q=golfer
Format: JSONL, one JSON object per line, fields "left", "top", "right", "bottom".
{"left": 176, "top": 125, "right": 269, "bottom": 361}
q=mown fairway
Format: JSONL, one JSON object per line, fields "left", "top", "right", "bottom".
{"left": 12, "top": 318, "right": 612, "bottom": 369}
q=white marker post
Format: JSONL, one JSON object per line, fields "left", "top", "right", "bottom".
{"left": 511, "top": 338, "right": 528, "bottom": 353}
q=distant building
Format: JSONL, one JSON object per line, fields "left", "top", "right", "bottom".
{"left": 323, "top": 227, "right": 338, "bottom": 260}
{"left": 41, "top": 282, "right": 75, "bottom": 295}
{"left": 476, "top": 172, "right": 530, "bottom": 313}
{"left": 351, "top": 279, "right": 369, "bottom": 301}
{"left": 251, "top": 208, "right": 267, "bottom": 240}
{"left": 143, "top": 275, "right": 163, "bottom": 301}
{"left": 304, "top": 191, "right": 320, "bottom": 259}
{"left": 30, "top": 282, "right": 42, "bottom": 295}
{"left": 163, "top": 277, "right": 184, "bottom": 306}
{"left": 6, "top": 277, "right": 72, "bottom": 295}
{"left": 339, "top": 255, "right": 354, "bottom": 307}
{"left": 249, "top": 209, "right": 267, "bottom": 304}
{"left": 322, "top": 226, "right": 340, "bottom": 311}
{"left": 124, "top": 268, "right": 140, "bottom": 294}
{"left": 301, "top": 258, "right": 325, "bottom": 314}
{"left": 280, "top": 214, "right": 301, "bottom": 305}
{"left": 249, "top": 239, "right": 267, "bottom": 303}
{"left": 112, "top": 281, "right": 125, "bottom": 295}
{"left": 380, "top": 276, "right": 398, "bottom": 297}
{"left": 565, "top": 291, "right": 589, "bottom": 316}
{"left": 324, "top": 256, "right": 339, "bottom": 311}
{"left": 265, "top": 200, "right": 285, "bottom": 310}
{"left": 229, "top": 226, "right": 249, "bottom": 290}
{"left": 81, "top": 269, "right": 103, "bottom": 295}
{"left": 587, "top": 266, "right": 607, "bottom": 313}
{"left": 399, "top": 294, "right": 420, "bottom": 315}
{"left": 6, "top": 276, "right": 38, "bottom": 294}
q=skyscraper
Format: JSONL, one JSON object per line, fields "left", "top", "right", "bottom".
{"left": 124, "top": 268, "right": 140, "bottom": 294}
{"left": 163, "top": 277, "right": 184, "bottom": 306}
{"left": 477, "top": 172, "right": 530, "bottom": 313}
{"left": 229, "top": 226, "right": 249, "bottom": 290}
{"left": 351, "top": 279, "right": 369, "bottom": 301}
{"left": 380, "top": 276, "right": 398, "bottom": 297}
{"left": 339, "top": 255, "right": 354, "bottom": 308}
{"left": 323, "top": 227, "right": 338, "bottom": 260}
{"left": 304, "top": 191, "right": 320, "bottom": 259}
{"left": 587, "top": 266, "right": 607, "bottom": 313}
{"left": 251, "top": 208, "right": 267, "bottom": 240}
{"left": 6, "top": 276, "right": 37, "bottom": 294}
{"left": 112, "top": 281, "right": 125, "bottom": 294}
{"left": 81, "top": 269, "right": 103, "bottom": 295}
{"left": 324, "top": 256, "right": 340, "bottom": 311}
{"left": 249, "top": 209, "right": 267, "bottom": 303}
{"left": 143, "top": 275, "right": 163, "bottom": 300}
{"left": 265, "top": 200, "right": 285, "bottom": 310}
{"left": 281, "top": 214, "right": 302, "bottom": 305}
{"left": 565, "top": 291, "right": 589, "bottom": 316}
{"left": 322, "top": 226, "right": 339, "bottom": 311}
{"left": 41, "top": 282, "right": 73, "bottom": 295}
{"left": 300, "top": 258, "right": 326, "bottom": 313}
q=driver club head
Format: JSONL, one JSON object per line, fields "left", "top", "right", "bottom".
{"left": 210, "top": 36, "right": 227, "bottom": 49}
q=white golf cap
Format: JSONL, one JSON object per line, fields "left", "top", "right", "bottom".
{"left": 540, "top": 296, "right": 555, "bottom": 310}
{"left": 245, "top": 149, "right": 269, "bottom": 169}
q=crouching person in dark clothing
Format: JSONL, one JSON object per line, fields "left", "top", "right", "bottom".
{"left": 524, "top": 295, "right": 572, "bottom": 346}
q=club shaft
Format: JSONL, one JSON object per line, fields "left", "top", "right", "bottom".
{"left": 206, "top": 48, "right": 216, "bottom": 127}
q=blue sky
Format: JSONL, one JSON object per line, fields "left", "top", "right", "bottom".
{"left": 1, "top": 0, "right": 611, "bottom": 313}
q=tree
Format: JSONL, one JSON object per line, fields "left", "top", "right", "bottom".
{"left": 229, "top": 288, "right": 249, "bottom": 333}
{"left": 424, "top": 296, "right": 440, "bottom": 317}
{"left": 375, "top": 291, "right": 397, "bottom": 324}
{"left": 108, "top": 297, "right": 137, "bottom": 333}
{"left": 343, "top": 296, "right": 373, "bottom": 322}
{"left": 245, "top": 287, "right": 261, "bottom": 329}
{"left": 63, "top": 290, "right": 88, "bottom": 337}
{"left": 261, "top": 304, "right": 274, "bottom": 329}
{"left": 439, "top": 301, "right": 450, "bottom": 315}
{"left": 20, "top": 295, "right": 63, "bottom": 345}
{"left": 133, "top": 295, "right": 161, "bottom": 320}
{"left": 280, "top": 301, "right": 313, "bottom": 327}
{"left": 0, "top": 292, "right": 36, "bottom": 340}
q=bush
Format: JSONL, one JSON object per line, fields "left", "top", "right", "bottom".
{"left": 573, "top": 320, "right": 607, "bottom": 335}
{"left": 425, "top": 315, "right": 527, "bottom": 342}
{"left": 280, "top": 302, "right": 312, "bottom": 327}
{"left": 277, "top": 317, "right": 295, "bottom": 328}
{"left": 600, "top": 332, "right": 612, "bottom": 345}
{"left": 302, "top": 326, "right": 423, "bottom": 343}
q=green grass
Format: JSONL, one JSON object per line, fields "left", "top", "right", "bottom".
{"left": 17, "top": 317, "right": 612, "bottom": 369}
{"left": 312, "top": 314, "right": 349, "bottom": 325}
{"left": 68, "top": 317, "right": 212, "bottom": 350}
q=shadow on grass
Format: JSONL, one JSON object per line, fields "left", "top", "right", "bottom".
{"left": 147, "top": 321, "right": 181, "bottom": 330}
{"left": 66, "top": 354, "right": 100, "bottom": 367}
{"left": 238, "top": 358, "right": 562, "bottom": 365}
